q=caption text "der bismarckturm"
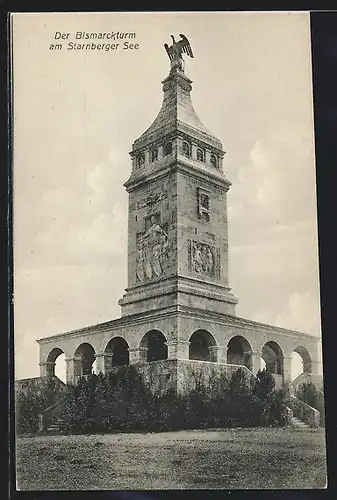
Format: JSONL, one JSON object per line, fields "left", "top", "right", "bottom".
{"left": 49, "top": 32, "right": 139, "bottom": 52}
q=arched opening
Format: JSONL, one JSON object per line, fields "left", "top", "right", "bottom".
{"left": 291, "top": 346, "right": 312, "bottom": 381}
{"left": 196, "top": 149, "right": 204, "bottom": 162}
{"left": 164, "top": 142, "right": 172, "bottom": 156}
{"left": 227, "top": 336, "right": 252, "bottom": 370}
{"left": 189, "top": 330, "right": 217, "bottom": 362}
{"left": 151, "top": 148, "right": 158, "bottom": 162}
{"left": 182, "top": 141, "right": 191, "bottom": 157}
{"left": 261, "top": 341, "right": 284, "bottom": 375}
{"left": 140, "top": 330, "right": 168, "bottom": 362}
{"left": 105, "top": 337, "right": 129, "bottom": 368}
{"left": 46, "top": 348, "right": 66, "bottom": 380}
{"left": 55, "top": 353, "right": 66, "bottom": 383}
{"left": 74, "top": 343, "right": 96, "bottom": 377}
{"left": 137, "top": 154, "right": 145, "bottom": 167}
{"left": 210, "top": 154, "right": 218, "bottom": 168}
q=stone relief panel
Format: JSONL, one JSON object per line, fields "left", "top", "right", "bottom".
{"left": 136, "top": 191, "right": 168, "bottom": 210}
{"left": 188, "top": 239, "right": 220, "bottom": 279}
{"left": 136, "top": 213, "right": 170, "bottom": 282}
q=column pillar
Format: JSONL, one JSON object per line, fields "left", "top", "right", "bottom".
{"left": 165, "top": 341, "right": 190, "bottom": 360}
{"left": 283, "top": 355, "right": 293, "bottom": 385}
{"left": 251, "top": 350, "right": 262, "bottom": 375}
{"left": 310, "top": 360, "right": 320, "bottom": 375}
{"left": 38, "top": 361, "right": 55, "bottom": 378}
{"left": 128, "top": 347, "right": 148, "bottom": 364}
{"left": 94, "top": 353, "right": 113, "bottom": 374}
{"left": 209, "top": 346, "right": 227, "bottom": 363}
{"left": 65, "top": 357, "right": 81, "bottom": 386}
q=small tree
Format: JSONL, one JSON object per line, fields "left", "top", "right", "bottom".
{"left": 253, "top": 369, "right": 275, "bottom": 399}
{"left": 251, "top": 369, "right": 289, "bottom": 427}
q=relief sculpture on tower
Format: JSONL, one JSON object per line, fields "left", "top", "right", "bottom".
{"left": 136, "top": 214, "right": 170, "bottom": 282}
{"left": 188, "top": 239, "right": 220, "bottom": 279}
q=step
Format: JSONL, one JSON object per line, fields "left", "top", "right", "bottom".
{"left": 291, "top": 417, "right": 310, "bottom": 429}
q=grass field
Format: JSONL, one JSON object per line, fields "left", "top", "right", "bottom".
{"left": 15, "top": 427, "right": 327, "bottom": 490}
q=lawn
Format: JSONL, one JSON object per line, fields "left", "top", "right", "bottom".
{"left": 15, "top": 427, "right": 327, "bottom": 490}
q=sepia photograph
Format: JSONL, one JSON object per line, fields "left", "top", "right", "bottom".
{"left": 11, "top": 11, "right": 327, "bottom": 490}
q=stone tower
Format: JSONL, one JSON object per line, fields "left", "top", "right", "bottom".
{"left": 37, "top": 37, "right": 322, "bottom": 394}
{"left": 118, "top": 57, "right": 238, "bottom": 319}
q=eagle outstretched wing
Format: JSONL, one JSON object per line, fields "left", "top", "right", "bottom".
{"left": 164, "top": 43, "right": 174, "bottom": 61}
{"left": 164, "top": 34, "right": 194, "bottom": 63}
{"left": 178, "top": 34, "right": 194, "bottom": 58}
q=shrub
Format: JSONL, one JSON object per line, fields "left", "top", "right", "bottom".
{"left": 58, "top": 366, "right": 290, "bottom": 434}
{"left": 296, "top": 382, "right": 325, "bottom": 427}
{"left": 15, "top": 378, "right": 58, "bottom": 434}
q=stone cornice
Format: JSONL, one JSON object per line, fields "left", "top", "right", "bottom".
{"left": 124, "top": 158, "right": 230, "bottom": 193}
{"left": 36, "top": 301, "right": 320, "bottom": 346}
{"left": 36, "top": 306, "right": 180, "bottom": 344}
{"left": 124, "top": 160, "right": 176, "bottom": 191}
{"left": 131, "top": 129, "right": 224, "bottom": 157}
{"left": 177, "top": 306, "right": 321, "bottom": 342}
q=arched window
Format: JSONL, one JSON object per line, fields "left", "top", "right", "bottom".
{"left": 151, "top": 148, "right": 158, "bottom": 162}
{"left": 196, "top": 149, "right": 204, "bottom": 162}
{"left": 261, "top": 341, "right": 284, "bottom": 375}
{"left": 74, "top": 343, "right": 96, "bottom": 377}
{"left": 140, "top": 330, "right": 168, "bottom": 362}
{"left": 46, "top": 348, "right": 65, "bottom": 379}
{"left": 291, "top": 346, "right": 312, "bottom": 380}
{"left": 182, "top": 141, "right": 191, "bottom": 157}
{"left": 227, "top": 336, "right": 252, "bottom": 370}
{"left": 210, "top": 154, "right": 217, "bottom": 168}
{"left": 164, "top": 142, "right": 172, "bottom": 156}
{"left": 105, "top": 337, "right": 130, "bottom": 368}
{"left": 189, "top": 330, "right": 217, "bottom": 362}
{"left": 137, "top": 154, "right": 145, "bottom": 167}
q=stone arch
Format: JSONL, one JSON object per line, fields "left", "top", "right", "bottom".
{"left": 210, "top": 154, "right": 218, "bottom": 168}
{"left": 164, "top": 141, "right": 172, "bottom": 156}
{"left": 104, "top": 337, "right": 129, "bottom": 368}
{"left": 182, "top": 141, "right": 191, "bottom": 157}
{"left": 227, "top": 335, "right": 252, "bottom": 370}
{"left": 137, "top": 154, "right": 145, "bottom": 167}
{"left": 45, "top": 348, "right": 65, "bottom": 378}
{"left": 140, "top": 330, "right": 168, "bottom": 362}
{"left": 74, "top": 342, "right": 96, "bottom": 377}
{"left": 196, "top": 148, "right": 204, "bottom": 162}
{"left": 151, "top": 148, "right": 158, "bottom": 162}
{"left": 189, "top": 329, "right": 217, "bottom": 362}
{"left": 261, "top": 341, "right": 284, "bottom": 375}
{"left": 292, "top": 345, "right": 312, "bottom": 378}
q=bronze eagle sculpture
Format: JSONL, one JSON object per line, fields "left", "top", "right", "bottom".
{"left": 164, "top": 34, "right": 194, "bottom": 62}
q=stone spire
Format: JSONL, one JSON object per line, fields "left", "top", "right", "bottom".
{"left": 131, "top": 60, "right": 223, "bottom": 155}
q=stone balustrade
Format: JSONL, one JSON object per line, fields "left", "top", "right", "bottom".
{"left": 288, "top": 394, "right": 320, "bottom": 428}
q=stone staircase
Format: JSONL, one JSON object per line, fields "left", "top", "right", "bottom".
{"left": 291, "top": 416, "right": 311, "bottom": 429}
{"left": 44, "top": 418, "right": 64, "bottom": 434}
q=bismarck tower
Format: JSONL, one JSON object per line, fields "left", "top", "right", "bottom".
{"left": 37, "top": 35, "right": 322, "bottom": 395}
{"left": 119, "top": 34, "right": 238, "bottom": 321}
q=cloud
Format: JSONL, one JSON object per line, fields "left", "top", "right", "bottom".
{"left": 251, "top": 291, "right": 321, "bottom": 336}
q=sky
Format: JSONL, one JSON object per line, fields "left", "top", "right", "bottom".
{"left": 12, "top": 11, "right": 322, "bottom": 380}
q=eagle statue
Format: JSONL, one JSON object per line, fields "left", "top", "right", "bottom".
{"left": 164, "top": 34, "right": 194, "bottom": 64}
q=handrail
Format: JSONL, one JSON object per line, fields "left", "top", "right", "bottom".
{"left": 288, "top": 394, "right": 320, "bottom": 428}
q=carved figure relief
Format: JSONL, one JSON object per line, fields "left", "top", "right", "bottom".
{"left": 188, "top": 239, "right": 220, "bottom": 279}
{"left": 136, "top": 214, "right": 170, "bottom": 282}
{"left": 136, "top": 191, "right": 167, "bottom": 210}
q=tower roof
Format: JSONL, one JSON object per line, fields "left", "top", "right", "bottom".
{"left": 132, "top": 61, "right": 223, "bottom": 153}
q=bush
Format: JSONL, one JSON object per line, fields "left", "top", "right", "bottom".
{"left": 15, "top": 378, "right": 58, "bottom": 434}
{"left": 58, "top": 366, "right": 289, "bottom": 434}
{"left": 296, "top": 382, "right": 325, "bottom": 427}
